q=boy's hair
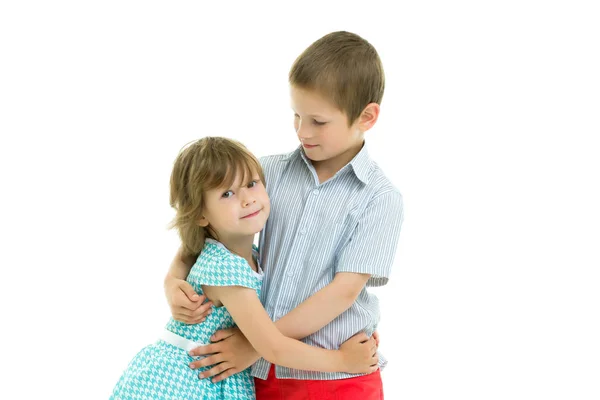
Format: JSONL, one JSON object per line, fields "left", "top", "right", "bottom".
{"left": 289, "top": 31, "right": 385, "bottom": 126}
{"left": 169, "top": 137, "right": 265, "bottom": 258}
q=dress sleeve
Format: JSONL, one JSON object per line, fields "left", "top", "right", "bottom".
{"left": 193, "top": 250, "right": 259, "bottom": 290}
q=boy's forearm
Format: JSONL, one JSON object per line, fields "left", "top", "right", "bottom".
{"left": 165, "top": 247, "right": 195, "bottom": 281}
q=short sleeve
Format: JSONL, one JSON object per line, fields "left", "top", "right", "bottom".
{"left": 335, "top": 190, "right": 404, "bottom": 287}
{"left": 192, "top": 248, "right": 259, "bottom": 290}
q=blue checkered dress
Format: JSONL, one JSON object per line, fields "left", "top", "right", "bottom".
{"left": 110, "top": 239, "right": 262, "bottom": 399}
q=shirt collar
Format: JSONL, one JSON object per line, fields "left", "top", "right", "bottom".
{"left": 294, "top": 142, "right": 371, "bottom": 185}
{"left": 348, "top": 142, "right": 371, "bottom": 184}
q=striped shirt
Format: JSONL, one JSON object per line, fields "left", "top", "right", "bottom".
{"left": 252, "top": 143, "right": 404, "bottom": 380}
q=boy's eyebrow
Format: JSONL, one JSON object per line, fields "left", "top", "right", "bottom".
{"left": 291, "top": 108, "right": 327, "bottom": 119}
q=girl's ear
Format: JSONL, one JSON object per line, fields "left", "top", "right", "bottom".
{"left": 198, "top": 216, "right": 209, "bottom": 227}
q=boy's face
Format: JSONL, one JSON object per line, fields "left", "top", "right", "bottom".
{"left": 199, "top": 171, "right": 270, "bottom": 242}
{"left": 290, "top": 86, "right": 365, "bottom": 168}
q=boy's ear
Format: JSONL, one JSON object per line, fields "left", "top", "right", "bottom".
{"left": 358, "top": 103, "right": 380, "bottom": 132}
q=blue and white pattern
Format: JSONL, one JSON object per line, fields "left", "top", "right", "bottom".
{"left": 110, "top": 239, "right": 262, "bottom": 399}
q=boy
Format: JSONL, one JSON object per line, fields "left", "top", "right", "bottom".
{"left": 165, "top": 31, "right": 403, "bottom": 399}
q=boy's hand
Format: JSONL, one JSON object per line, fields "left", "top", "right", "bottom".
{"left": 188, "top": 327, "right": 260, "bottom": 382}
{"left": 164, "top": 276, "right": 212, "bottom": 324}
{"left": 373, "top": 330, "right": 380, "bottom": 347}
{"left": 339, "top": 332, "right": 379, "bottom": 374}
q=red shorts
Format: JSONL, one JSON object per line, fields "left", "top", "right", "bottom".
{"left": 254, "top": 365, "right": 384, "bottom": 400}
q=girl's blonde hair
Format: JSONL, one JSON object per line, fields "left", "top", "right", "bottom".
{"left": 169, "top": 137, "right": 265, "bottom": 258}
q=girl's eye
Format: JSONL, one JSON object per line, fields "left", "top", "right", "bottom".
{"left": 247, "top": 180, "right": 258, "bottom": 188}
{"left": 222, "top": 190, "right": 234, "bottom": 198}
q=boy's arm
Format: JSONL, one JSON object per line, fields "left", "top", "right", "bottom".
{"left": 164, "top": 246, "right": 213, "bottom": 324}
{"left": 275, "top": 189, "right": 404, "bottom": 339}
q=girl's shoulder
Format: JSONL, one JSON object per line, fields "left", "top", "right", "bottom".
{"left": 189, "top": 240, "right": 260, "bottom": 289}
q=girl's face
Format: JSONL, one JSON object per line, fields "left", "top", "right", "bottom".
{"left": 199, "top": 170, "right": 270, "bottom": 242}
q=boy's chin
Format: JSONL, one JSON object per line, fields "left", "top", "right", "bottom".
{"left": 303, "top": 152, "right": 326, "bottom": 162}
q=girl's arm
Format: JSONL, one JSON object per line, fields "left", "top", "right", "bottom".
{"left": 203, "top": 284, "right": 377, "bottom": 374}
{"left": 274, "top": 272, "right": 371, "bottom": 340}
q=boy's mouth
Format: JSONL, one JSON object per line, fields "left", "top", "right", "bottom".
{"left": 303, "top": 143, "right": 318, "bottom": 149}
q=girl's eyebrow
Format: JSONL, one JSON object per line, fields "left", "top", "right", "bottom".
{"left": 228, "top": 176, "right": 259, "bottom": 189}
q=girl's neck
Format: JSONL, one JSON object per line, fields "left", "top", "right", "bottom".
{"left": 218, "top": 235, "right": 256, "bottom": 270}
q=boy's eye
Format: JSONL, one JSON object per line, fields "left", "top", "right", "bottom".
{"left": 247, "top": 180, "right": 259, "bottom": 188}
{"left": 312, "top": 119, "right": 326, "bottom": 126}
{"left": 222, "top": 190, "right": 234, "bottom": 198}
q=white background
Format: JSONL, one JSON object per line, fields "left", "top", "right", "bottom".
{"left": 1, "top": 1, "right": 599, "bottom": 399}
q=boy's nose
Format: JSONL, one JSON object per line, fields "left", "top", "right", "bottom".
{"left": 296, "top": 120, "right": 312, "bottom": 139}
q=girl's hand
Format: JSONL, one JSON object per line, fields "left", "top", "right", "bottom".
{"left": 339, "top": 332, "right": 379, "bottom": 374}
{"left": 164, "top": 276, "right": 212, "bottom": 324}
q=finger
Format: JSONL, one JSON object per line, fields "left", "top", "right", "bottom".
{"left": 350, "top": 331, "right": 369, "bottom": 343}
{"left": 180, "top": 282, "right": 204, "bottom": 302}
{"left": 172, "top": 313, "right": 196, "bottom": 324}
{"left": 172, "top": 292, "right": 204, "bottom": 312}
{"left": 199, "top": 362, "right": 234, "bottom": 380}
{"left": 372, "top": 330, "right": 380, "bottom": 346}
{"left": 195, "top": 301, "right": 214, "bottom": 319}
{"left": 211, "top": 367, "right": 238, "bottom": 383}
{"left": 367, "top": 337, "right": 377, "bottom": 352}
{"left": 210, "top": 328, "right": 235, "bottom": 342}
{"left": 189, "top": 353, "right": 225, "bottom": 370}
{"left": 174, "top": 307, "right": 204, "bottom": 319}
{"left": 188, "top": 343, "right": 222, "bottom": 357}
{"left": 173, "top": 309, "right": 206, "bottom": 323}
{"left": 176, "top": 304, "right": 212, "bottom": 320}
{"left": 186, "top": 317, "right": 207, "bottom": 325}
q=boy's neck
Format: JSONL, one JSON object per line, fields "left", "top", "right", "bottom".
{"left": 311, "top": 140, "right": 364, "bottom": 183}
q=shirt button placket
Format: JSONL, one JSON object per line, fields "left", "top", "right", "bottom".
{"left": 287, "top": 188, "right": 319, "bottom": 278}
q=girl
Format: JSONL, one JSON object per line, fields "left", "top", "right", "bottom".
{"left": 110, "top": 137, "right": 378, "bottom": 399}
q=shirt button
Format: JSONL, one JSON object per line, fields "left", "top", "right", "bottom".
{"left": 299, "top": 229, "right": 306, "bottom": 235}
{"left": 312, "top": 189, "right": 319, "bottom": 195}
{"left": 287, "top": 271, "right": 294, "bottom": 277}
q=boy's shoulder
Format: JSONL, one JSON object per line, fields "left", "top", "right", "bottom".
{"left": 258, "top": 148, "right": 302, "bottom": 186}
{"left": 366, "top": 159, "right": 402, "bottom": 198}
{"left": 259, "top": 148, "right": 300, "bottom": 168}
{"left": 348, "top": 145, "right": 402, "bottom": 200}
